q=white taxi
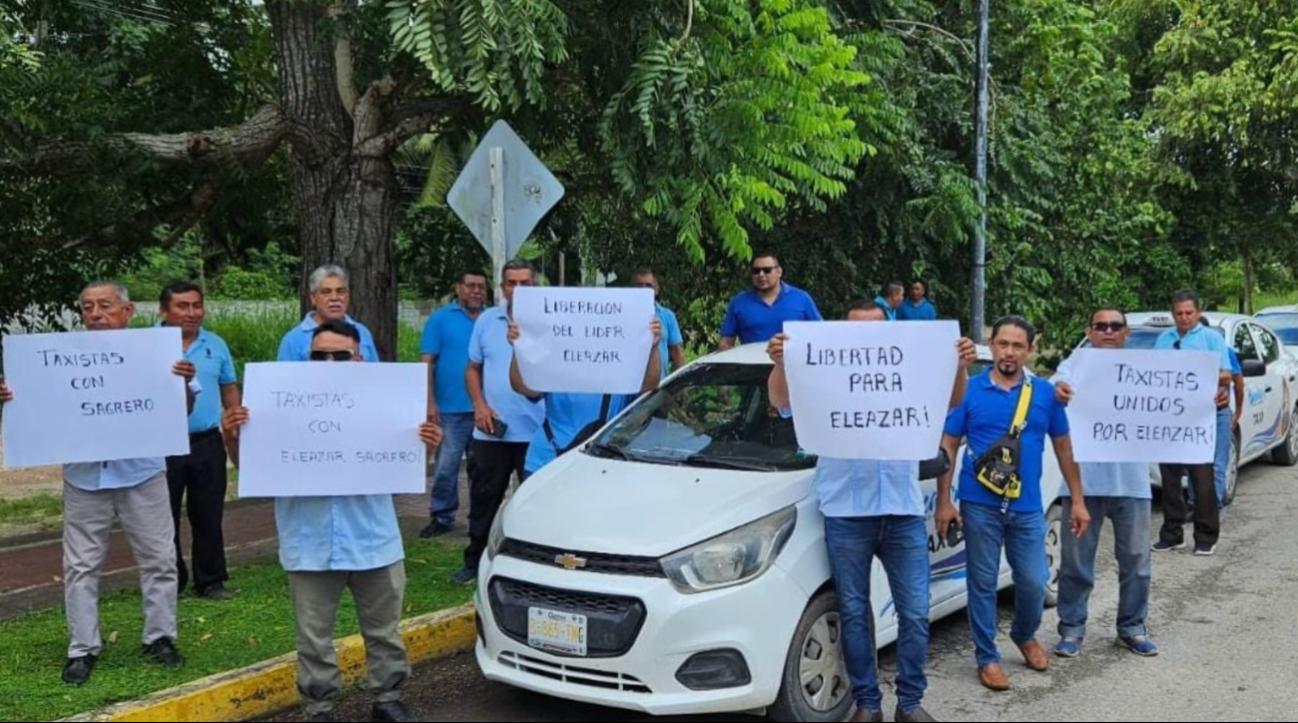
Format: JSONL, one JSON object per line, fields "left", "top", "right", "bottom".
{"left": 473, "top": 343, "right": 1064, "bottom": 722}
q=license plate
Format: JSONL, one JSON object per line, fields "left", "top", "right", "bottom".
{"left": 527, "top": 607, "right": 588, "bottom": 656}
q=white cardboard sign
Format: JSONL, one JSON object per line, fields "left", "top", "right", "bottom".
{"left": 236, "top": 362, "right": 429, "bottom": 497}
{"left": 783, "top": 320, "right": 960, "bottom": 460}
{"left": 1, "top": 327, "right": 190, "bottom": 468}
{"left": 512, "top": 287, "right": 656, "bottom": 394}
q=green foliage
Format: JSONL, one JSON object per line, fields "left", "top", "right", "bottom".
{"left": 0, "top": 537, "right": 471, "bottom": 722}
{"left": 209, "top": 242, "right": 300, "bottom": 301}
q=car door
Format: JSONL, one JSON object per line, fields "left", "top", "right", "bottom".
{"left": 1231, "top": 322, "right": 1268, "bottom": 461}
{"left": 1248, "top": 322, "right": 1289, "bottom": 453}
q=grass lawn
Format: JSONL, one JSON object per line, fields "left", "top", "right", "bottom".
{"left": 0, "top": 493, "right": 63, "bottom": 530}
{"left": 0, "top": 537, "right": 472, "bottom": 722}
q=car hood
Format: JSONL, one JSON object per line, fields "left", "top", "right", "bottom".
{"left": 499, "top": 451, "right": 815, "bottom": 557}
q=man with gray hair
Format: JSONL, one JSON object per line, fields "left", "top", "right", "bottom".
{"left": 277, "top": 265, "right": 380, "bottom": 362}
{"left": 0, "top": 281, "right": 195, "bottom": 685}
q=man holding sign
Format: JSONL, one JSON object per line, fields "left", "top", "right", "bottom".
{"left": 1051, "top": 308, "right": 1160, "bottom": 658}
{"left": 1151, "top": 290, "right": 1233, "bottom": 556}
{"left": 0, "top": 281, "right": 194, "bottom": 685}
{"left": 221, "top": 320, "right": 442, "bottom": 723}
{"left": 935, "top": 316, "right": 1088, "bottom": 692}
{"left": 767, "top": 299, "right": 976, "bottom": 723}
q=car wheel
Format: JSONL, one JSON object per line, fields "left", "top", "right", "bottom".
{"left": 768, "top": 591, "right": 853, "bottom": 723}
{"left": 1044, "top": 504, "right": 1062, "bottom": 608}
{"left": 1271, "top": 405, "right": 1298, "bottom": 467}
{"left": 1222, "top": 433, "right": 1240, "bottom": 506}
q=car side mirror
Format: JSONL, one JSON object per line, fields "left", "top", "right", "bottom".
{"left": 1241, "top": 359, "right": 1267, "bottom": 378}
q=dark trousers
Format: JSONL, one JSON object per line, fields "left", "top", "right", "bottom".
{"left": 464, "top": 440, "right": 528, "bottom": 572}
{"left": 167, "top": 430, "right": 230, "bottom": 593}
{"left": 1158, "top": 462, "right": 1219, "bottom": 547}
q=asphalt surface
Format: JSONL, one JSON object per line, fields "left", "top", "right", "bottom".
{"left": 258, "top": 460, "right": 1298, "bottom": 722}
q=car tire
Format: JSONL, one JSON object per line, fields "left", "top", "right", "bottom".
{"left": 1271, "top": 405, "right": 1298, "bottom": 467}
{"left": 768, "top": 590, "right": 853, "bottom": 723}
{"left": 1044, "top": 504, "right": 1062, "bottom": 608}
{"left": 1222, "top": 433, "right": 1240, "bottom": 506}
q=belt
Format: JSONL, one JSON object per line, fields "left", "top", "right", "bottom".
{"left": 190, "top": 427, "right": 222, "bottom": 441}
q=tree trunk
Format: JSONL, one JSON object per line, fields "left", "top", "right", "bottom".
{"left": 269, "top": 0, "right": 399, "bottom": 360}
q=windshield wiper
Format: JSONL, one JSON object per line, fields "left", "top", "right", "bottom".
{"left": 587, "top": 442, "right": 633, "bottom": 460}
{"left": 683, "top": 454, "right": 778, "bottom": 472}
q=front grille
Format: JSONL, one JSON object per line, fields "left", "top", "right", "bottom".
{"left": 500, "top": 538, "right": 666, "bottom": 578}
{"left": 488, "top": 576, "right": 647, "bottom": 658}
{"left": 498, "top": 651, "right": 652, "bottom": 693}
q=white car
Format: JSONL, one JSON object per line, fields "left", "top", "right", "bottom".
{"left": 1074, "top": 311, "right": 1298, "bottom": 503}
{"left": 1255, "top": 306, "right": 1298, "bottom": 358}
{"left": 473, "top": 343, "right": 1064, "bottom": 722}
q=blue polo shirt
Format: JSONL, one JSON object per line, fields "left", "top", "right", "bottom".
{"left": 181, "top": 327, "right": 237, "bottom": 433}
{"left": 468, "top": 306, "right": 546, "bottom": 444}
{"left": 525, "top": 392, "right": 635, "bottom": 473}
{"left": 1052, "top": 355, "right": 1151, "bottom": 499}
{"left": 1153, "top": 324, "right": 1232, "bottom": 372}
{"left": 944, "top": 370, "right": 1070, "bottom": 513}
{"left": 720, "top": 283, "right": 822, "bottom": 344}
{"left": 874, "top": 296, "right": 898, "bottom": 321}
{"left": 656, "top": 303, "right": 684, "bottom": 379}
{"left": 420, "top": 301, "right": 479, "bottom": 414}
{"left": 277, "top": 313, "right": 379, "bottom": 362}
{"left": 897, "top": 299, "right": 937, "bottom": 321}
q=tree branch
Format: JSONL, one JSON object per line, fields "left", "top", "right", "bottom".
{"left": 59, "top": 177, "right": 224, "bottom": 251}
{"left": 2, "top": 104, "right": 287, "bottom": 176}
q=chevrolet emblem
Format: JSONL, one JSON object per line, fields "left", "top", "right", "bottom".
{"left": 554, "top": 553, "right": 588, "bottom": 570}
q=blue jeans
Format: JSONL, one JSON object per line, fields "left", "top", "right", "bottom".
{"left": 1211, "top": 407, "right": 1232, "bottom": 508}
{"left": 1056, "top": 496, "right": 1151, "bottom": 640}
{"left": 429, "top": 413, "right": 475, "bottom": 525}
{"left": 961, "top": 501, "right": 1047, "bottom": 667}
{"left": 824, "top": 515, "right": 930, "bottom": 712}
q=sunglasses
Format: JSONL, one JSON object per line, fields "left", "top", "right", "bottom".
{"left": 751, "top": 266, "right": 778, "bottom": 276}
{"left": 1091, "top": 322, "right": 1127, "bottom": 333}
{"left": 309, "top": 350, "right": 354, "bottom": 361}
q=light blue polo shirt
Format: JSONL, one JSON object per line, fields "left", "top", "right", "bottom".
{"left": 271, "top": 349, "right": 402, "bottom": 572}
{"left": 944, "top": 370, "right": 1070, "bottom": 512}
{"left": 468, "top": 306, "right": 546, "bottom": 444}
{"left": 897, "top": 299, "right": 938, "bottom": 321}
{"left": 180, "top": 327, "right": 237, "bottom": 433}
{"left": 874, "top": 296, "right": 899, "bottom": 321}
{"left": 277, "top": 313, "right": 379, "bottom": 362}
{"left": 420, "top": 301, "right": 479, "bottom": 414}
{"left": 1153, "top": 324, "right": 1232, "bottom": 372}
{"left": 64, "top": 458, "right": 166, "bottom": 492}
{"left": 524, "top": 392, "right": 635, "bottom": 473}
{"left": 656, "top": 303, "right": 684, "bottom": 379}
{"left": 720, "top": 283, "right": 822, "bottom": 344}
{"left": 1052, "top": 355, "right": 1151, "bottom": 499}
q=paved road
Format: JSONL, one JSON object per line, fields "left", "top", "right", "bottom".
{"left": 260, "top": 460, "right": 1298, "bottom": 722}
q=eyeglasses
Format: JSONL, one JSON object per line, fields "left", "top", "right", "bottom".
{"left": 1091, "top": 322, "right": 1127, "bottom": 333}
{"left": 309, "top": 350, "right": 354, "bottom": 362}
{"left": 751, "top": 266, "right": 777, "bottom": 276}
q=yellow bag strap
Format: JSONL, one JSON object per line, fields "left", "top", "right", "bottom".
{"left": 1009, "top": 377, "right": 1033, "bottom": 437}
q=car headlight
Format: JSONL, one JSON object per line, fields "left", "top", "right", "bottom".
{"left": 485, "top": 509, "right": 506, "bottom": 561}
{"left": 660, "top": 506, "right": 797, "bottom": 594}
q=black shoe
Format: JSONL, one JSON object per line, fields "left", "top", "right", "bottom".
{"left": 62, "top": 654, "right": 97, "bottom": 685}
{"left": 371, "top": 700, "right": 415, "bottom": 722}
{"left": 419, "top": 521, "right": 453, "bottom": 538}
{"left": 306, "top": 712, "right": 335, "bottom": 722}
{"left": 197, "top": 584, "right": 235, "bottom": 601}
{"left": 143, "top": 637, "right": 185, "bottom": 667}
{"left": 450, "top": 567, "right": 478, "bottom": 585}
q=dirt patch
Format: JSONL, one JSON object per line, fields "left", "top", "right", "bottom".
{"left": 0, "top": 438, "right": 63, "bottom": 499}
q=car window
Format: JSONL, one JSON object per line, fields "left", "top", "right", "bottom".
{"left": 588, "top": 363, "right": 815, "bottom": 471}
{"left": 1252, "top": 324, "right": 1281, "bottom": 364}
{"left": 1234, "top": 324, "right": 1260, "bottom": 361}
{"left": 1256, "top": 313, "right": 1298, "bottom": 345}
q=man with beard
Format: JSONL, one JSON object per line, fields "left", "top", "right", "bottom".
{"left": 935, "top": 316, "right": 1089, "bottom": 692}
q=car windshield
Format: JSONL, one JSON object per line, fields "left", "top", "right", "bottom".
{"left": 1256, "top": 313, "right": 1298, "bottom": 345}
{"left": 586, "top": 362, "right": 815, "bottom": 472}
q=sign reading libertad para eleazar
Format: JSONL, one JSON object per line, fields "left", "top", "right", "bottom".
{"left": 511, "top": 287, "right": 656, "bottom": 394}
{"left": 1, "top": 327, "right": 190, "bottom": 468}
{"left": 236, "top": 362, "right": 428, "bottom": 497}
{"left": 783, "top": 320, "right": 961, "bottom": 460}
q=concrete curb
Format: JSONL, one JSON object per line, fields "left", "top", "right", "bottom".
{"left": 61, "top": 604, "right": 477, "bottom": 723}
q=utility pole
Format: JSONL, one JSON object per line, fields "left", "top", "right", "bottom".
{"left": 971, "top": 0, "right": 990, "bottom": 343}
